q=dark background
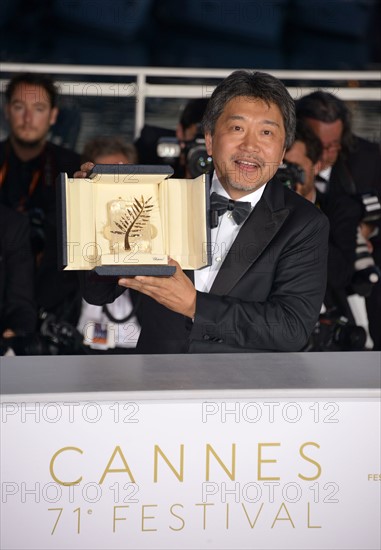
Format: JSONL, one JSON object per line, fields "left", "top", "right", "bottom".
{"left": 1, "top": 0, "right": 380, "bottom": 69}
{"left": 1, "top": 1, "right": 380, "bottom": 153}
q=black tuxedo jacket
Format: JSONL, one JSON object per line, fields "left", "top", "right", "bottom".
{"left": 81, "top": 177, "right": 329, "bottom": 353}
{"left": 328, "top": 135, "right": 381, "bottom": 234}
{"left": 326, "top": 135, "right": 380, "bottom": 195}
{"left": 316, "top": 190, "right": 362, "bottom": 290}
{"left": 345, "top": 135, "right": 381, "bottom": 197}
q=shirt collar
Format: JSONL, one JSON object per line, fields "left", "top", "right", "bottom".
{"left": 211, "top": 172, "right": 266, "bottom": 210}
{"left": 319, "top": 166, "right": 332, "bottom": 181}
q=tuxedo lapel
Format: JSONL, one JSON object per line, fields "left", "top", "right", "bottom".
{"left": 185, "top": 270, "right": 194, "bottom": 284}
{"left": 330, "top": 156, "right": 356, "bottom": 194}
{"left": 209, "top": 179, "right": 290, "bottom": 296}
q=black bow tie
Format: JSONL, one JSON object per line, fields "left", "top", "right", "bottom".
{"left": 210, "top": 192, "right": 252, "bottom": 228}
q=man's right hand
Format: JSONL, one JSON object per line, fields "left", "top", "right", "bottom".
{"left": 73, "top": 161, "right": 95, "bottom": 178}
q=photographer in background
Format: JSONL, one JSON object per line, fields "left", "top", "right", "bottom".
{"left": 296, "top": 91, "right": 381, "bottom": 349}
{"left": 0, "top": 72, "right": 81, "bottom": 328}
{"left": 0, "top": 205, "right": 37, "bottom": 355}
{"left": 135, "top": 97, "right": 211, "bottom": 177}
{"left": 77, "top": 136, "right": 141, "bottom": 353}
{"left": 283, "top": 121, "right": 365, "bottom": 350}
{"left": 284, "top": 121, "right": 363, "bottom": 305}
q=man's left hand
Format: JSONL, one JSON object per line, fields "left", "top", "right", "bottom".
{"left": 118, "top": 259, "right": 196, "bottom": 318}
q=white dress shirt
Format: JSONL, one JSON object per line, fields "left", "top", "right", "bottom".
{"left": 315, "top": 166, "right": 332, "bottom": 193}
{"left": 194, "top": 173, "right": 266, "bottom": 292}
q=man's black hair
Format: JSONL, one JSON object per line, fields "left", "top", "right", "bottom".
{"left": 295, "top": 91, "right": 353, "bottom": 153}
{"left": 179, "top": 98, "right": 210, "bottom": 131}
{"left": 293, "top": 119, "right": 323, "bottom": 165}
{"left": 82, "top": 136, "right": 137, "bottom": 164}
{"left": 5, "top": 72, "right": 58, "bottom": 108}
{"left": 202, "top": 70, "right": 296, "bottom": 149}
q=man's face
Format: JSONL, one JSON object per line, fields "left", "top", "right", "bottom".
{"left": 205, "top": 96, "right": 286, "bottom": 199}
{"left": 284, "top": 140, "right": 318, "bottom": 199}
{"left": 304, "top": 118, "right": 343, "bottom": 170}
{"left": 5, "top": 83, "right": 58, "bottom": 147}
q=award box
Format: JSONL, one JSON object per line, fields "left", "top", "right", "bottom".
{"left": 57, "top": 164, "right": 211, "bottom": 276}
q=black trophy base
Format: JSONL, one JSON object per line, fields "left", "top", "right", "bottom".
{"left": 94, "top": 265, "right": 176, "bottom": 277}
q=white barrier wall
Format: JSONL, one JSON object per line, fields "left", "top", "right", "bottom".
{"left": 1, "top": 353, "right": 380, "bottom": 549}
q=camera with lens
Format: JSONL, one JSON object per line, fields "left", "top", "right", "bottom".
{"left": 276, "top": 161, "right": 305, "bottom": 191}
{"left": 306, "top": 308, "right": 367, "bottom": 351}
{"left": 157, "top": 135, "right": 213, "bottom": 178}
{"left": 347, "top": 226, "right": 381, "bottom": 297}
{"left": 1, "top": 311, "right": 84, "bottom": 356}
{"left": 357, "top": 191, "right": 381, "bottom": 224}
{"left": 347, "top": 192, "right": 381, "bottom": 297}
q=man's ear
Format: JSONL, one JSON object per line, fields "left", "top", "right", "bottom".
{"left": 205, "top": 132, "right": 213, "bottom": 156}
{"left": 49, "top": 107, "right": 59, "bottom": 126}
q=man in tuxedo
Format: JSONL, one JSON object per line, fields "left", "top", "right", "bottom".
{"left": 80, "top": 70, "right": 329, "bottom": 353}
{"left": 296, "top": 91, "right": 381, "bottom": 349}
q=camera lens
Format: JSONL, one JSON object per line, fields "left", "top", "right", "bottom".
{"left": 334, "top": 324, "right": 367, "bottom": 351}
{"left": 187, "top": 144, "right": 213, "bottom": 178}
{"left": 276, "top": 162, "right": 305, "bottom": 190}
{"left": 156, "top": 138, "right": 181, "bottom": 159}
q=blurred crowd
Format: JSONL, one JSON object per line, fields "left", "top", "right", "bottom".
{"left": 1, "top": 72, "right": 380, "bottom": 355}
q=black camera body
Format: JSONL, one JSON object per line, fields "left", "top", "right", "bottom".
{"left": 348, "top": 192, "right": 381, "bottom": 296}
{"left": 157, "top": 136, "right": 213, "bottom": 178}
{"left": 276, "top": 161, "right": 305, "bottom": 190}
{"left": 357, "top": 191, "right": 381, "bottom": 224}
{"left": 349, "top": 226, "right": 381, "bottom": 297}
{"left": 307, "top": 309, "right": 367, "bottom": 351}
{"left": 1, "top": 312, "right": 84, "bottom": 356}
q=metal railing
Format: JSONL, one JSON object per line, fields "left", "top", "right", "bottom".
{"left": 1, "top": 62, "right": 380, "bottom": 137}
